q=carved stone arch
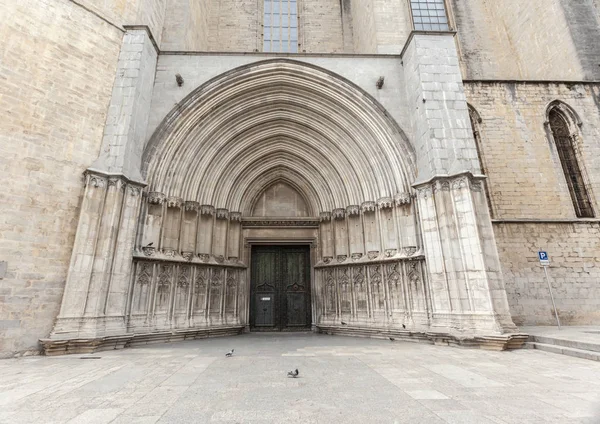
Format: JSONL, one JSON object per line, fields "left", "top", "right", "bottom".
{"left": 545, "top": 100, "right": 583, "bottom": 133}
{"left": 142, "top": 59, "right": 417, "bottom": 210}
{"left": 244, "top": 175, "right": 317, "bottom": 217}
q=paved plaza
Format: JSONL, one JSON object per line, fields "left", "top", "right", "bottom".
{"left": 1, "top": 333, "right": 599, "bottom": 424}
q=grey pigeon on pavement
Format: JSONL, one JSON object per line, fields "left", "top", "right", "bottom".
{"left": 287, "top": 369, "right": 299, "bottom": 378}
{"left": 225, "top": 349, "right": 234, "bottom": 357}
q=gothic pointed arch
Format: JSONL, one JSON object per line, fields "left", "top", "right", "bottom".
{"left": 142, "top": 59, "right": 417, "bottom": 214}
{"left": 545, "top": 100, "right": 594, "bottom": 218}
{"left": 250, "top": 180, "right": 311, "bottom": 217}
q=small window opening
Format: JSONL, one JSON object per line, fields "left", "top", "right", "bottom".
{"left": 410, "top": 0, "right": 450, "bottom": 31}
{"left": 264, "top": 0, "right": 298, "bottom": 53}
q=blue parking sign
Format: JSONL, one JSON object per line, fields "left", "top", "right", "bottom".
{"left": 538, "top": 251, "right": 550, "bottom": 266}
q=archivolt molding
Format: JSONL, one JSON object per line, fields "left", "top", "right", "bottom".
{"left": 143, "top": 59, "right": 417, "bottom": 214}
{"left": 544, "top": 100, "right": 583, "bottom": 131}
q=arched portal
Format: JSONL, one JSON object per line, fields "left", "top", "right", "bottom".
{"left": 44, "top": 37, "right": 523, "bottom": 356}
{"left": 135, "top": 59, "right": 423, "bottom": 332}
{"left": 143, "top": 59, "right": 416, "bottom": 210}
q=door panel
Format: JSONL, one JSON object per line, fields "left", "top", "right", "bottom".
{"left": 286, "top": 293, "right": 307, "bottom": 326}
{"left": 250, "top": 245, "right": 311, "bottom": 330}
{"left": 255, "top": 293, "right": 275, "bottom": 326}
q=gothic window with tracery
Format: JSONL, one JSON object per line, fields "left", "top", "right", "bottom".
{"left": 264, "top": 0, "right": 298, "bottom": 53}
{"left": 548, "top": 108, "right": 594, "bottom": 218}
{"left": 410, "top": 0, "right": 449, "bottom": 31}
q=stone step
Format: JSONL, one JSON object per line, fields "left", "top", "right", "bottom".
{"left": 529, "top": 334, "right": 600, "bottom": 353}
{"left": 525, "top": 341, "right": 600, "bottom": 362}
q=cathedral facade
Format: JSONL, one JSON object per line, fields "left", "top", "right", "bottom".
{"left": 1, "top": 0, "right": 599, "bottom": 356}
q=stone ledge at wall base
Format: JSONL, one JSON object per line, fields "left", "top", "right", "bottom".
{"left": 40, "top": 325, "right": 244, "bottom": 356}
{"left": 316, "top": 325, "right": 528, "bottom": 351}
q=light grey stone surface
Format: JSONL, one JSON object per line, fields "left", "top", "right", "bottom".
{"left": 2, "top": 334, "right": 600, "bottom": 423}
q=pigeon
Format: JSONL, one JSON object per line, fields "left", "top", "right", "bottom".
{"left": 287, "top": 369, "right": 299, "bottom": 378}
{"left": 389, "top": 337, "right": 395, "bottom": 342}
{"left": 225, "top": 349, "right": 234, "bottom": 357}
{"left": 402, "top": 324, "right": 406, "bottom": 329}
{"left": 341, "top": 321, "right": 348, "bottom": 325}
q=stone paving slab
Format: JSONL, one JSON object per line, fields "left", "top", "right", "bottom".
{"left": 523, "top": 326, "right": 600, "bottom": 347}
{"left": 0, "top": 333, "right": 600, "bottom": 423}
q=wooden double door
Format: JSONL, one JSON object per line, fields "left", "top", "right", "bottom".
{"left": 250, "top": 245, "right": 311, "bottom": 330}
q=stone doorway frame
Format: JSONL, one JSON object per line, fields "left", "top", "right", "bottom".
{"left": 243, "top": 235, "right": 318, "bottom": 332}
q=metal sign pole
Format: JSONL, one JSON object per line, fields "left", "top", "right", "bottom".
{"left": 543, "top": 265, "right": 561, "bottom": 329}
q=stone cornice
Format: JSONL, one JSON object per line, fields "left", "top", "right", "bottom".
{"left": 123, "top": 25, "right": 160, "bottom": 55}
{"left": 411, "top": 171, "right": 487, "bottom": 189}
{"left": 492, "top": 218, "right": 600, "bottom": 224}
{"left": 133, "top": 251, "right": 246, "bottom": 268}
{"left": 84, "top": 169, "right": 147, "bottom": 188}
{"left": 314, "top": 254, "right": 425, "bottom": 269}
{"left": 400, "top": 30, "right": 457, "bottom": 60}
{"left": 242, "top": 217, "right": 320, "bottom": 227}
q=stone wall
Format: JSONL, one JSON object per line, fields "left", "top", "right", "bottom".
{"left": 73, "top": 0, "right": 166, "bottom": 44}
{"left": 450, "top": 0, "right": 600, "bottom": 81}
{"left": 465, "top": 81, "right": 600, "bottom": 325}
{"left": 300, "top": 0, "right": 345, "bottom": 53}
{"left": 0, "top": 0, "right": 123, "bottom": 356}
{"left": 158, "top": 0, "right": 414, "bottom": 54}
{"left": 350, "top": 0, "right": 377, "bottom": 53}
{"left": 464, "top": 82, "right": 600, "bottom": 219}
{"left": 372, "top": 0, "right": 411, "bottom": 54}
{"left": 147, "top": 54, "right": 410, "bottom": 147}
{"left": 494, "top": 222, "right": 600, "bottom": 325}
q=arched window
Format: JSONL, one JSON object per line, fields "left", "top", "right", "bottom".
{"left": 468, "top": 105, "right": 494, "bottom": 217}
{"left": 547, "top": 103, "right": 594, "bottom": 218}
